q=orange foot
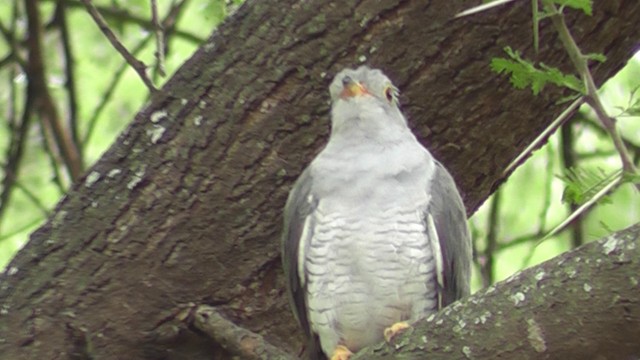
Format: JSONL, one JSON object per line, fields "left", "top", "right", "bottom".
{"left": 330, "top": 344, "right": 353, "bottom": 360}
{"left": 383, "top": 321, "right": 411, "bottom": 342}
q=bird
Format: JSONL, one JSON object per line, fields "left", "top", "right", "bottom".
{"left": 281, "top": 66, "right": 472, "bottom": 360}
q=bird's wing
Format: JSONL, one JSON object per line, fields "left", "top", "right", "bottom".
{"left": 425, "top": 161, "right": 472, "bottom": 308}
{"left": 281, "top": 168, "right": 323, "bottom": 358}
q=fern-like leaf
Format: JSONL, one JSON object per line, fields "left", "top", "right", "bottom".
{"left": 557, "top": 167, "right": 620, "bottom": 205}
{"left": 491, "top": 46, "right": 584, "bottom": 95}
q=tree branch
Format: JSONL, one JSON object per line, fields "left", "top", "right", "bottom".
{"left": 188, "top": 305, "right": 294, "bottom": 360}
{"left": 560, "top": 122, "right": 584, "bottom": 248}
{"left": 79, "top": 0, "right": 158, "bottom": 93}
{"left": 545, "top": 2, "right": 639, "bottom": 190}
{"left": 25, "top": 0, "right": 84, "bottom": 182}
{"left": 52, "top": 0, "right": 84, "bottom": 166}
{"left": 41, "top": 0, "right": 205, "bottom": 44}
{"left": 353, "top": 224, "right": 640, "bottom": 359}
{"left": 81, "top": 0, "right": 190, "bottom": 147}
{"left": 150, "top": 0, "right": 166, "bottom": 78}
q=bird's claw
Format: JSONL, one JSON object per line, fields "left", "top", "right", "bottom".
{"left": 384, "top": 321, "right": 411, "bottom": 342}
{"left": 330, "top": 344, "right": 353, "bottom": 360}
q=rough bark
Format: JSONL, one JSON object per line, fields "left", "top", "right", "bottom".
{"left": 352, "top": 223, "right": 640, "bottom": 360}
{"left": 0, "top": 0, "right": 638, "bottom": 359}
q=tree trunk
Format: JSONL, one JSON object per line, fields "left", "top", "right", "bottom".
{"left": 0, "top": 0, "right": 638, "bottom": 359}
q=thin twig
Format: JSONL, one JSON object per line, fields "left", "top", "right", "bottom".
{"left": 38, "top": 112, "right": 68, "bottom": 193}
{"left": 25, "top": 0, "right": 83, "bottom": 182}
{"left": 0, "top": 2, "right": 29, "bottom": 236}
{"left": 502, "top": 97, "right": 584, "bottom": 177}
{"left": 150, "top": 0, "right": 166, "bottom": 78}
{"left": 0, "top": 218, "right": 44, "bottom": 242}
{"left": 40, "top": 0, "right": 205, "bottom": 43}
{"left": 83, "top": 37, "right": 153, "bottom": 147}
{"left": 479, "top": 190, "right": 501, "bottom": 287}
{"left": 576, "top": 116, "right": 640, "bottom": 161}
{"left": 542, "top": 174, "right": 622, "bottom": 242}
{"left": 519, "top": 143, "right": 557, "bottom": 269}
{"left": 496, "top": 219, "right": 570, "bottom": 252}
{"left": 79, "top": 0, "right": 158, "bottom": 93}
{"left": 53, "top": 0, "right": 84, "bottom": 167}
{"left": 0, "top": 18, "right": 27, "bottom": 70}
{"left": 560, "top": 122, "right": 584, "bottom": 248}
{"left": 545, "top": 2, "right": 639, "bottom": 191}
{"left": 455, "top": 0, "right": 518, "bottom": 18}
{"left": 536, "top": 139, "right": 555, "bottom": 233}
{"left": 82, "top": 0, "right": 190, "bottom": 146}
{"left": 13, "top": 181, "right": 51, "bottom": 217}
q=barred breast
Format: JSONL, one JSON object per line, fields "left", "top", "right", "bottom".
{"left": 305, "top": 197, "right": 439, "bottom": 355}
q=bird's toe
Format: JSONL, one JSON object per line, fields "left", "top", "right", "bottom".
{"left": 383, "top": 321, "right": 411, "bottom": 342}
{"left": 330, "top": 344, "right": 353, "bottom": 360}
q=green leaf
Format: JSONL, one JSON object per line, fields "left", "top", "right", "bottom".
{"left": 552, "top": 0, "right": 592, "bottom": 15}
{"left": 490, "top": 47, "right": 584, "bottom": 95}
{"left": 490, "top": 58, "right": 530, "bottom": 91}
{"left": 598, "top": 221, "right": 614, "bottom": 234}
{"left": 622, "top": 171, "right": 640, "bottom": 185}
{"left": 585, "top": 52, "right": 607, "bottom": 63}
{"left": 557, "top": 167, "right": 621, "bottom": 206}
{"left": 556, "top": 93, "right": 581, "bottom": 105}
{"left": 614, "top": 85, "right": 640, "bottom": 117}
{"left": 539, "top": 63, "right": 583, "bottom": 92}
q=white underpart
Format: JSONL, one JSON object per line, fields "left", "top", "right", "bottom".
{"left": 303, "top": 123, "right": 440, "bottom": 355}
{"left": 298, "top": 200, "right": 314, "bottom": 288}
{"left": 306, "top": 196, "right": 438, "bottom": 354}
{"left": 427, "top": 213, "right": 445, "bottom": 309}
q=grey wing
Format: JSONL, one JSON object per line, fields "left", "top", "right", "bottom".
{"left": 281, "top": 169, "right": 323, "bottom": 359}
{"left": 426, "top": 161, "right": 472, "bottom": 307}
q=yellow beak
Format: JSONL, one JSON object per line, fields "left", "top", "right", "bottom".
{"left": 340, "top": 77, "right": 369, "bottom": 99}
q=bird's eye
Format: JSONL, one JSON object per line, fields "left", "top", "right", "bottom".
{"left": 384, "top": 85, "right": 397, "bottom": 103}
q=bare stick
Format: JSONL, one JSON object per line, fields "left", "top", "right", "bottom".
{"left": 150, "top": 0, "right": 166, "bottom": 77}
{"left": 79, "top": 0, "right": 158, "bottom": 93}
{"left": 188, "top": 305, "right": 294, "bottom": 360}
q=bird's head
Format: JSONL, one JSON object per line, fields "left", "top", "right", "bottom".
{"left": 329, "top": 66, "right": 399, "bottom": 106}
{"left": 328, "top": 66, "right": 407, "bottom": 137}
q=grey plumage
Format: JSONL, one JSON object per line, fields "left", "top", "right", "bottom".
{"left": 282, "top": 66, "right": 471, "bottom": 359}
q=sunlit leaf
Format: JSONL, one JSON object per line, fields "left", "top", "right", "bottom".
{"left": 585, "top": 52, "right": 606, "bottom": 63}
{"left": 552, "top": 0, "right": 592, "bottom": 15}
{"left": 491, "top": 46, "right": 584, "bottom": 95}
{"left": 557, "top": 167, "right": 620, "bottom": 205}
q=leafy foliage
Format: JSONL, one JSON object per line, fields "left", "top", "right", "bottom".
{"left": 557, "top": 167, "right": 619, "bottom": 205}
{"left": 549, "top": 0, "right": 593, "bottom": 15}
{"left": 490, "top": 46, "right": 583, "bottom": 95}
{"left": 472, "top": 0, "right": 639, "bottom": 288}
{"left": 615, "top": 85, "right": 640, "bottom": 117}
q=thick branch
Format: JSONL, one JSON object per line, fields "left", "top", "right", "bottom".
{"left": 189, "top": 305, "right": 294, "bottom": 360}
{"left": 354, "top": 224, "right": 640, "bottom": 359}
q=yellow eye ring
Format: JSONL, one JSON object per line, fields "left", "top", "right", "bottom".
{"left": 384, "top": 85, "right": 398, "bottom": 103}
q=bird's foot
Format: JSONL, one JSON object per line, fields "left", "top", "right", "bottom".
{"left": 383, "top": 321, "right": 411, "bottom": 342}
{"left": 330, "top": 345, "right": 353, "bottom": 360}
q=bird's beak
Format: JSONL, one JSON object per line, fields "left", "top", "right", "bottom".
{"left": 340, "top": 77, "right": 369, "bottom": 99}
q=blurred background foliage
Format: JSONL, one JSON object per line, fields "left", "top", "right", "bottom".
{"left": 0, "top": 1, "right": 638, "bottom": 293}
